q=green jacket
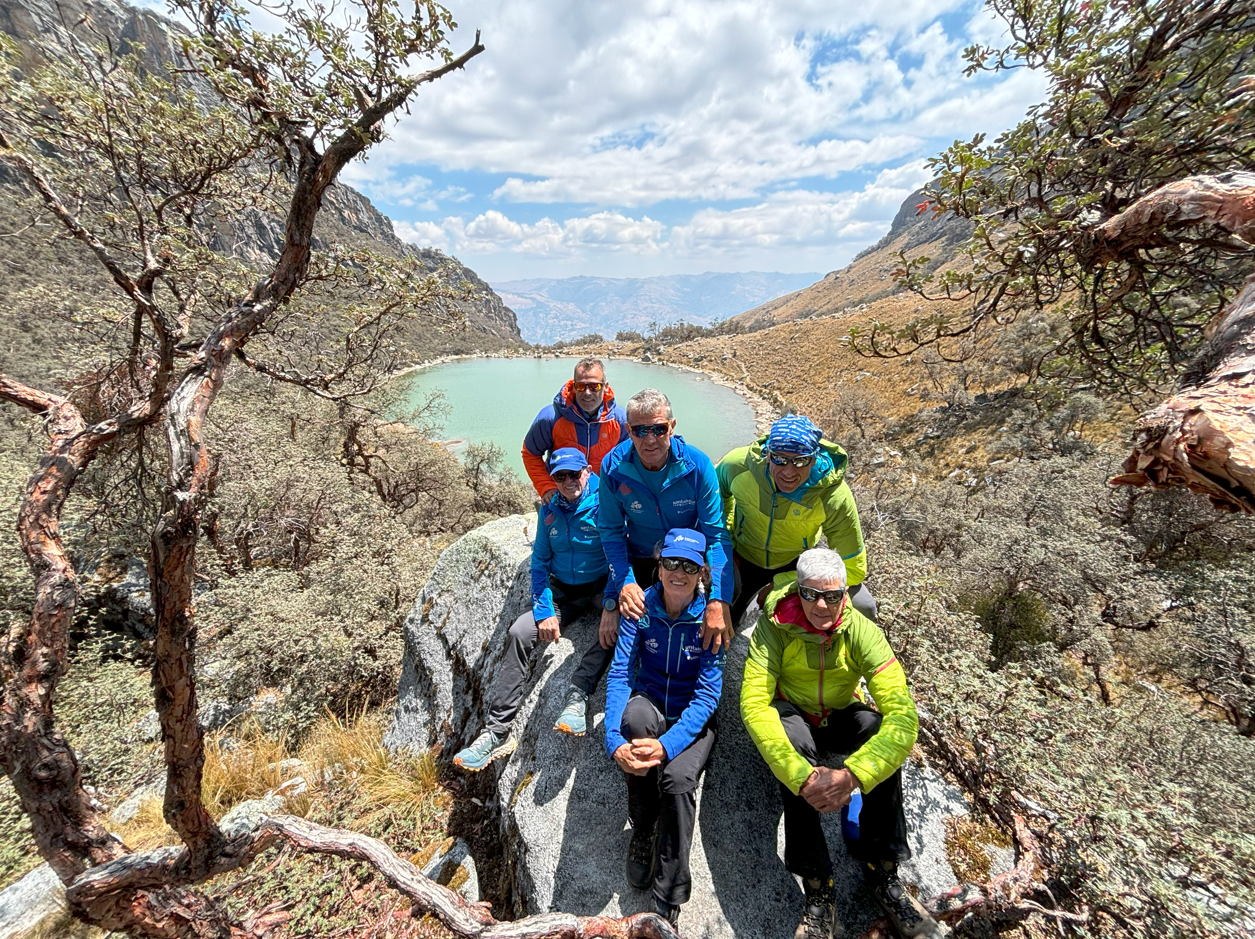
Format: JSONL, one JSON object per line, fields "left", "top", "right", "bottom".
{"left": 716, "top": 436, "right": 867, "bottom": 585}
{"left": 740, "top": 574, "right": 918, "bottom": 795}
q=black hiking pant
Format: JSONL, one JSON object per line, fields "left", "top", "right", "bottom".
{"left": 774, "top": 699, "right": 910, "bottom": 880}
{"left": 483, "top": 578, "right": 612, "bottom": 737}
{"left": 731, "top": 552, "right": 878, "bottom": 625}
{"left": 620, "top": 693, "right": 716, "bottom": 908}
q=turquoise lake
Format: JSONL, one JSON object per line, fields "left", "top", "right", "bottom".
{"left": 399, "top": 357, "right": 760, "bottom": 480}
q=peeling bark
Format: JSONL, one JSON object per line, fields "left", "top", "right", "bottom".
{"left": 1098, "top": 173, "right": 1255, "bottom": 511}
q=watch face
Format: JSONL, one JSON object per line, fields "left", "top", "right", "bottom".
{"left": 603, "top": 598, "right": 617, "bottom": 611}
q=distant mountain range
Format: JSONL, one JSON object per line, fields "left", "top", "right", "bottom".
{"left": 495, "top": 272, "right": 822, "bottom": 344}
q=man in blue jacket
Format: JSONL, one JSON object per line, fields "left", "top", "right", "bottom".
{"left": 597, "top": 388, "right": 735, "bottom": 653}
{"left": 454, "top": 449, "right": 619, "bottom": 771}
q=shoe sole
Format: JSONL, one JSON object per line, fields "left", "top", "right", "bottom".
{"left": 453, "top": 738, "right": 517, "bottom": 772}
{"left": 553, "top": 721, "right": 586, "bottom": 736}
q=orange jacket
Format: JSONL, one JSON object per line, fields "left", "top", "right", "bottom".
{"left": 521, "top": 381, "right": 629, "bottom": 499}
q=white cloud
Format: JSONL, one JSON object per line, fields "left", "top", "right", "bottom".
{"left": 395, "top": 210, "right": 665, "bottom": 257}
{"left": 670, "top": 162, "right": 931, "bottom": 255}
{"left": 348, "top": 0, "right": 1040, "bottom": 209}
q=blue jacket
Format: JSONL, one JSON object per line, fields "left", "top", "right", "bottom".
{"left": 532, "top": 474, "right": 609, "bottom": 620}
{"left": 604, "top": 584, "right": 724, "bottom": 760}
{"left": 597, "top": 436, "right": 734, "bottom": 603}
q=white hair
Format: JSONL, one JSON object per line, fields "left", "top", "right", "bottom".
{"left": 626, "top": 388, "right": 674, "bottom": 421}
{"left": 796, "top": 548, "right": 847, "bottom": 589}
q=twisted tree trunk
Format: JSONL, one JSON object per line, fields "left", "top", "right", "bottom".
{"left": 1100, "top": 172, "right": 1255, "bottom": 512}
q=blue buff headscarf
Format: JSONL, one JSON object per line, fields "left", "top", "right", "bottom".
{"left": 766, "top": 414, "right": 822, "bottom": 456}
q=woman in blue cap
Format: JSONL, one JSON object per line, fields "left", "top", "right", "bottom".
{"left": 603, "top": 527, "right": 724, "bottom": 928}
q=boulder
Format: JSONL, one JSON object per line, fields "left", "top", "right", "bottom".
{"left": 0, "top": 864, "right": 65, "bottom": 939}
{"left": 388, "top": 515, "right": 973, "bottom": 937}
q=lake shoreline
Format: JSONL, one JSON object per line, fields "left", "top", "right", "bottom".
{"left": 393, "top": 351, "right": 776, "bottom": 436}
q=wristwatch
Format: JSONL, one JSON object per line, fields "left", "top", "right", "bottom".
{"left": 602, "top": 596, "right": 618, "bottom": 612}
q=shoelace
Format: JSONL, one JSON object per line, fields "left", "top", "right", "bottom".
{"left": 880, "top": 881, "right": 923, "bottom": 927}
{"left": 800, "top": 903, "right": 830, "bottom": 939}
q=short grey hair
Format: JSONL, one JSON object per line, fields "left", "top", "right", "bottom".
{"left": 796, "top": 548, "right": 847, "bottom": 589}
{"left": 574, "top": 356, "right": 605, "bottom": 378}
{"left": 626, "top": 388, "right": 674, "bottom": 422}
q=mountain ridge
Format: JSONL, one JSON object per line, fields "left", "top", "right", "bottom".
{"left": 497, "top": 271, "right": 820, "bottom": 344}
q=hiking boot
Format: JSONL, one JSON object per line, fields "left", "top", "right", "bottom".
{"left": 794, "top": 877, "right": 837, "bottom": 939}
{"left": 864, "top": 862, "right": 940, "bottom": 938}
{"left": 626, "top": 822, "right": 657, "bottom": 889}
{"left": 652, "top": 896, "right": 680, "bottom": 928}
{"left": 452, "top": 730, "right": 515, "bottom": 772}
{"left": 553, "top": 688, "right": 589, "bottom": 736}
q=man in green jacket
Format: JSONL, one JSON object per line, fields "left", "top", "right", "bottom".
{"left": 717, "top": 414, "right": 877, "bottom": 626}
{"left": 741, "top": 548, "right": 938, "bottom": 939}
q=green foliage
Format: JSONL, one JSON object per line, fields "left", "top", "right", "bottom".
{"left": 859, "top": 439, "right": 1255, "bottom": 935}
{"left": 875, "top": 0, "right": 1255, "bottom": 400}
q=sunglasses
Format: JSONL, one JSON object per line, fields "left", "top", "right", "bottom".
{"left": 630, "top": 423, "right": 672, "bottom": 438}
{"left": 768, "top": 451, "right": 815, "bottom": 468}
{"left": 797, "top": 585, "right": 846, "bottom": 605}
{"left": 551, "top": 470, "right": 582, "bottom": 483}
{"left": 660, "top": 557, "right": 701, "bottom": 575}
{"left": 574, "top": 381, "right": 604, "bottom": 393}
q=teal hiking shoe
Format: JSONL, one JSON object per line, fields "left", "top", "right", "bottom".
{"left": 553, "top": 688, "right": 589, "bottom": 736}
{"left": 452, "top": 730, "right": 515, "bottom": 772}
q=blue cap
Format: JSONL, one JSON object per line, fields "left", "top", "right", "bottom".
{"left": 660, "top": 528, "right": 706, "bottom": 565}
{"left": 548, "top": 448, "right": 589, "bottom": 475}
{"left": 767, "top": 414, "right": 822, "bottom": 456}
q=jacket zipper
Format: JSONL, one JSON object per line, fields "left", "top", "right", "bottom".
{"left": 664, "top": 622, "right": 674, "bottom": 719}
{"left": 765, "top": 489, "right": 777, "bottom": 568}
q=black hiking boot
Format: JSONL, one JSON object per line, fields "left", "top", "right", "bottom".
{"left": 794, "top": 877, "right": 837, "bottom": 939}
{"left": 626, "top": 822, "right": 657, "bottom": 890}
{"left": 864, "top": 862, "right": 941, "bottom": 938}
{"left": 652, "top": 896, "right": 680, "bottom": 929}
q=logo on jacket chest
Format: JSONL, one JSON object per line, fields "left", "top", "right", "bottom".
{"left": 544, "top": 513, "right": 555, "bottom": 526}
{"left": 682, "top": 643, "right": 702, "bottom": 660}
{"left": 643, "top": 637, "right": 660, "bottom": 653}
{"left": 618, "top": 482, "right": 633, "bottom": 496}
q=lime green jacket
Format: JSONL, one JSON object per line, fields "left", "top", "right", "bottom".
{"left": 716, "top": 436, "right": 867, "bottom": 585}
{"left": 740, "top": 574, "right": 918, "bottom": 794}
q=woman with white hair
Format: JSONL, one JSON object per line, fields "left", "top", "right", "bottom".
{"left": 740, "top": 548, "right": 938, "bottom": 939}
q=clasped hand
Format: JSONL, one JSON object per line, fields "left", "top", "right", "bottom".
{"left": 537, "top": 615, "right": 560, "bottom": 642}
{"left": 798, "top": 766, "right": 860, "bottom": 813}
{"left": 613, "top": 738, "right": 665, "bottom": 776}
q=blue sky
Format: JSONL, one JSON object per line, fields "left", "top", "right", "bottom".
{"left": 183, "top": 0, "right": 1047, "bottom": 282}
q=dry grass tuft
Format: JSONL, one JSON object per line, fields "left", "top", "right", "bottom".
{"left": 202, "top": 719, "right": 297, "bottom": 819}
{"left": 110, "top": 796, "right": 179, "bottom": 851}
{"left": 944, "top": 815, "right": 1013, "bottom": 885}
{"left": 299, "top": 708, "right": 445, "bottom": 829}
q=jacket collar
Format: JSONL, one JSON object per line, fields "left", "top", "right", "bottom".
{"left": 644, "top": 580, "right": 707, "bottom": 622}
{"left": 748, "top": 435, "right": 844, "bottom": 502}
{"left": 555, "top": 380, "right": 617, "bottom": 423}
{"left": 614, "top": 435, "right": 693, "bottom": 487}
{"left": 554, "top": 472, "right": 599, "bottom": 513}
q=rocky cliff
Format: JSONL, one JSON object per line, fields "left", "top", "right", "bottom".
{"left": 0, "top": 0, "right": 521, "bottom": 359}
{"left": 387, "top": 516, "right": 986, "bottom": 937}
{"left": 724, "top": 189, "right": 972, "bottom": 332}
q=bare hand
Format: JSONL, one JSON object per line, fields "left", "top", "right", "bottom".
{"left": 619, "top": 582, "right": 647, "bottom": 619}
{"left": 701, "top": 600, "right": 734, "bottom": 653}
{"left": 613, "top": 741, "right": 660, "bottom": 776}
{"left": 799, "top": 766, "right": 860, "bottom": 813}
{"left": 598, "top": 609, "right": 620, "bottom": 649}
{"left": 629, "top": 737, "right": 666, "bottom": 766}
{"left": 537, "top": 615, "right": 560, "bottom": 642}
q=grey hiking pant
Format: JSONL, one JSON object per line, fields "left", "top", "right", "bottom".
{"left": 620, "top": 693, "right": 717, "bottom": 908}
{"left": 484, "top": 579, "right": 612, "bottom": 737}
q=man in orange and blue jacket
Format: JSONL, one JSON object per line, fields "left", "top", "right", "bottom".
{"left": 522, "top": 356, "right": 628, "bottom": 502}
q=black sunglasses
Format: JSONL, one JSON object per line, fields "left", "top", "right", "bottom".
{"left": 768, "top": 451, "right": 815, "bottom": 468}
{"left": 660, "top": 557, "right": 701, "bottom": 575}
{"left": 798, "top": 585, "right": 845, "bottom": 605}
{"left": 551, "top": 470, "right": 582, "bottom": 483}
{"left": 631, "top": 423, "right": 672, "bottom": 438}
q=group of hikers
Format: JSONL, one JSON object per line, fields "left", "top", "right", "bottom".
{"left": 451, "top": 357, "right": 938, "bottom": 939}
